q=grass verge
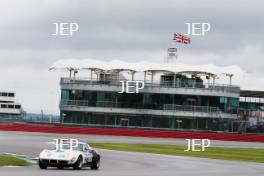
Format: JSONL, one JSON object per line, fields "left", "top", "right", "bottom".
{"left": 91, "top": 143, "right": 264, "bottom": 163}
{"left": 0, "top": 155, "right": 29, "bottom": 166}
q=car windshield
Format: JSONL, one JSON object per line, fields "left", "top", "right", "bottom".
{"left": 60, "top": 143, "right": 83, "bottom": 151}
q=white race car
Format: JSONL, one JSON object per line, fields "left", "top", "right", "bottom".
{"left": 38, "top": 141, "right": 100, "bottom": 170}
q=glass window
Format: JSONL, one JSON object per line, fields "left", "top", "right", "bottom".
{"left": 61, "top": 90, "right": 70, "bottom": 100}
{"left": 15, "top": 105, "right": 21, "bottom": 109}
{"left": 60, "top": 143, "right": 83, "bottom": 151}
{"left": 220, "top": 97, "right": 228, "bottom": 103}
{"left": 8, "top": 104, "right": 14, "bottom": 108}
{"left": 8, "top": 93, "right": 15, "bottom": 97}
{"left": 1, "top": 104, "right": 7, "bottom": 108}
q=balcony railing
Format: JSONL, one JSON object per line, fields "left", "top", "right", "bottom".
{"left": 163, "top": 104, "right": 221, "bottom": 114}
{"left": 60, "top": 100, "right": 89, "bottom": 107}
{"left": 60, "top": 77, "right": 240, "bottom": 94}
{"left": 60, "top": 100, "right": 223, "bottom": 115}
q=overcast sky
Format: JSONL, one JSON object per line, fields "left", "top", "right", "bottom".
{"left": 0, "top": 0, "right": 263, "bottom": 114}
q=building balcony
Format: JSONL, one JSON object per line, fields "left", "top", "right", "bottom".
{"left": 60, "top": 78, "right": 240, "bottom": 98}
{"left": 60, "top": 100, "right": 238, "bottom": 119}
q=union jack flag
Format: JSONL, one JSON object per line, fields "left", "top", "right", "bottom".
{"left": 173, "top": 33, "right": 191, "bottom": 44}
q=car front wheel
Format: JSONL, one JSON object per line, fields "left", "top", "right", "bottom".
{"left": 91, "top": 156, "right": 100, "bottom": 170}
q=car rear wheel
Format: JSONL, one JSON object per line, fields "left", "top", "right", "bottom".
{"left": 73, "top": 156, "right": 83, "bottom": 170}
{"left": 91, "top": 156, "right": 100, "bottom": 170}
{"left": 38, "top": 160, "right": 48, "bottom": 169}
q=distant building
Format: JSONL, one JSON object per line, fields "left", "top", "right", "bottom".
{"left": 0, "top": 91, "right": 24, "bottom": 122}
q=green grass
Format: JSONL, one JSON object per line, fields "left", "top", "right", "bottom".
{"left": 0, "top": 155, "right": 28, "bottom": 166}
{"left": 90, "top": 143, "right": 264, "bottom": 163}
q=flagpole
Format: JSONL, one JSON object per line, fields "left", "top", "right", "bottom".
{"left": 172, "top": 35, "right": 178, "bottom": 62}
{"left": 173, "top": 33, "right": 179, "bottom": 62}
{"left": 175, "top": 39, "right": 178, "bottom": 61}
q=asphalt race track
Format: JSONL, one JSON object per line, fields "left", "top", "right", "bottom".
{"left": 0, "top": 131, "right": 264, "bottom": 176}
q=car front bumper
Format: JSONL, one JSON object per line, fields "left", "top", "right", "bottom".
{"left": 39, "top": 159, "right": 75, "bottom": 167}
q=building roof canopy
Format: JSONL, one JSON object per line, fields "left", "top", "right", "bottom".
{"left": 50, "top": 58, "right": 244, "bottom": 77}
